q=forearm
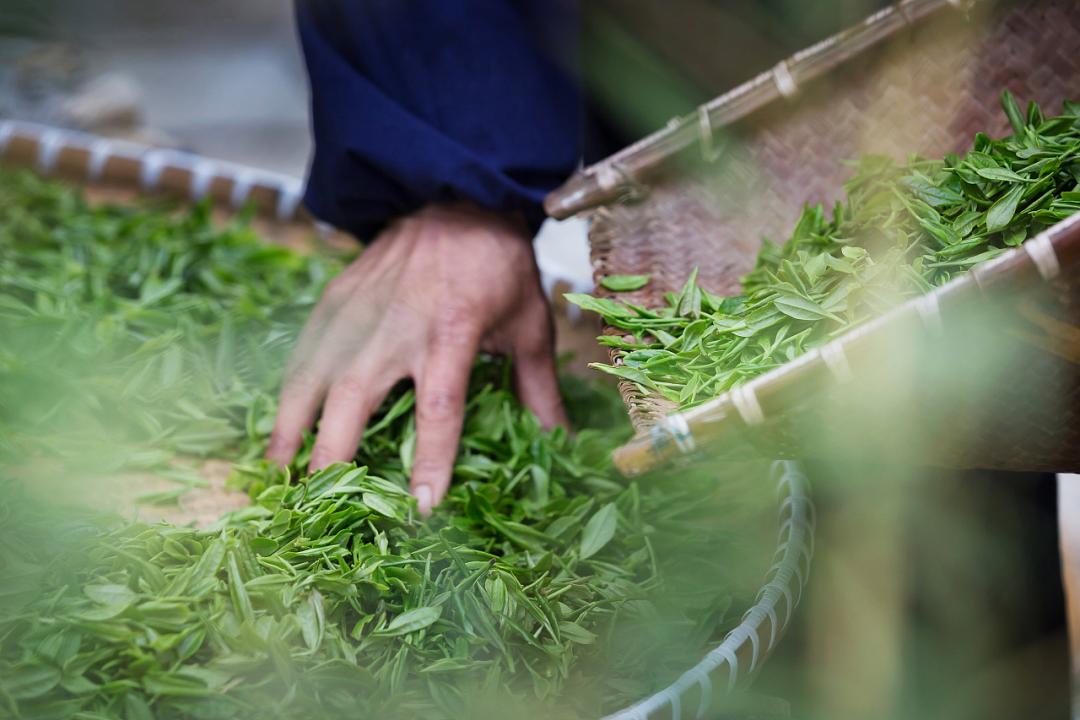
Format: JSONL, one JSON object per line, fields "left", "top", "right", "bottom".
{"left": 294, "top": 0, "right": 582, "bottom": 240}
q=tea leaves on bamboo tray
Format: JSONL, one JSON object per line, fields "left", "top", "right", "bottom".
{"left": 569, "top": 93, "right": 1080, "bottom": 409}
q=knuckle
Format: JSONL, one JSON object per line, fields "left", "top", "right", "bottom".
{"left": 417, "top": 389, "right": 462, "bottom": 424}
{"left": 267, "top": 427, "right": 293, "bottom": 450}
{"left": 516, "top": 325, "right": 554, "bottom": 359}
{"left": 431, "top": 303, "right": 480, "bottom": 347}
{"left": 320, "top": 274, "right": 354, "bottom": 305}
{"left": 332, "top": 372, "right": 367, "bottom": 399}
{"left": 283, "top": 365, "right": 321, "bottom": 395}
{"left": 412, "top": 455, "right": 450, "bottom": 479}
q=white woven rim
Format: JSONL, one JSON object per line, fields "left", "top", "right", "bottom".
{"left": 1024, "top": 233, "right": 1061, "bottom": 280}
{"left": 731, "top": 383, "right": 766, "bottom": 425}
{"left": 604, "top": 460, "right": 815, "bottom": 720}
{"left": 0, "top": 120, "right": 304, "bottom": 221}
{"left": 819, "top": 341, "right": 854, "bottom": 384}
{"left": 772, "top": 61, "right": 799, "bottom": 98}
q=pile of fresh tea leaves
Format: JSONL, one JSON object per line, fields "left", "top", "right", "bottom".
{"left": 0, "top": 171, "right": 764, "bottom": 719}
{"left": 0, "top": 169, "right": 336, "bottom": 479}
{"left": 571, "top": 93, "right": 1080, "bottom": 408}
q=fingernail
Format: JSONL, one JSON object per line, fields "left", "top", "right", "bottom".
{"left": 414, "top": 484, "right": 433, "bottom": 517}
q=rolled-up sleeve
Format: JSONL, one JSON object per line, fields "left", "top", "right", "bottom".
{"left": 294, "top": 0, "right": 581, "bottom": 240}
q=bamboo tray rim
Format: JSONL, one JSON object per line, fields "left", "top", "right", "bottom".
{"left": 544, "top": 0, "right": 974, "bottom": 220}
{"left": 0, "top": 119, "right": 308, "bottom": 223}
{"left": 605, "top": 462, "right": 814, "bottom": 720}
{"left": 613, "top": 209, "right": 1080, "bottom": 476}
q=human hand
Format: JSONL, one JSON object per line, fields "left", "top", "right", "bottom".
{"left": 266, "top": 203, "right": 567, "bottom": 513}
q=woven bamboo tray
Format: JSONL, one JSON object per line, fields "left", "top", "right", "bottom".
{"left": 0, "top": 122, "right": 815, "bottom": 718}
{"left": 547, "top": 0, "right": 1080, "bottom": 475}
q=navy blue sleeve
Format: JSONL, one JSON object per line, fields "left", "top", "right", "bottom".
{"left": 295, "top": 0, "right": 582, "bottom": 241}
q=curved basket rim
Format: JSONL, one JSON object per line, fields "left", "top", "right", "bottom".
{"left": 545, "top": 0, "right": 971, "bottom": 219}
{"left": 604, "top": 460, "right": 815, "bottom": 720}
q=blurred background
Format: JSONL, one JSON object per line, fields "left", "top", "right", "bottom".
{"left": 0, "top": 0, "right": 895, "bottom": 301}
{"left": 0, "top": 0, "right": 305, "bottom": 172}
{"left": 3, "top": 1, "right": 1077, "bottom": 718}
{"left": 0, "top": 0, "right": 891, "bottom": 172}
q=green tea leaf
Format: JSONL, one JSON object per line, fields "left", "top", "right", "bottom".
{"left": 987, "top": 184, "right": 1025, "bottom": 232}
{"left": 3, "top": 663, "right": 61, "bottom": 700}
{"left": 84, "top": 583, "right": 137, "bottom": 608}
{"left": 559, "top": 621, "right": 599, "bottom": 644}
{"left": 580, "top": 502, "right": 618, "bottom": 559}
{"left": 773, "top": 295, "right": 836, "bottom": 322}
{"left": 564, "top": 293, "right": 634, "bottom": 319}
{"left": 974, "top": 167, "right": 1031, "bottom": 183}
{"left": 376, "top": 606, "right": 442, "bottom": 637}
{"left": 1002, "top": 89, "right": 1026, "bottom": 134}
{"left": 600, "top": 274, "right": 650, "bottom": 292}
{"left": 297, "top": 591, "right": 325, "bottom": 651}
{"left": 125, "top": 692, "right": 155, "bottom": 720}
{"left": 363, "top": 491, "right": 401, "bottom": 520}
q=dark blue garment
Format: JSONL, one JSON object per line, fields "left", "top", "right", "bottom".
{"left": 295, "top": 0, "right": 581, "bottom": 241}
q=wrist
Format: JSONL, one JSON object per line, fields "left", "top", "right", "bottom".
{"left": 407, "top": 202, "right": 532, "bottom": 241}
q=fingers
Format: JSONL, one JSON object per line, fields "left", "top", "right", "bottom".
{"left": 308, "top": 359, "right": 396, "bottom": 471}
{"left": 265, "top": 278, "right": 345, "bottom": 466}
{"left": 410, "top": 344, "right": 476, "bottom": 515}
{"left": 266, "top": 363, "right": 326, "bottom": 466}
{"left": 514, "top": 349, "right": 568, "bottom": 430}
{"left": 513, "top": 316, "right": 568, "bottom": 430}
